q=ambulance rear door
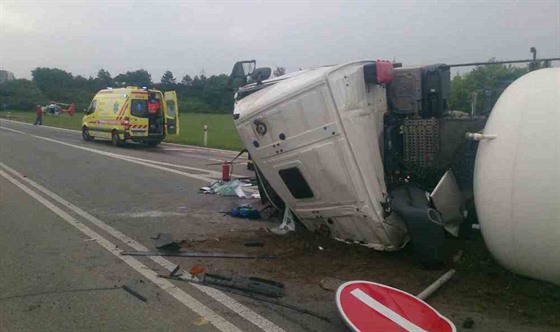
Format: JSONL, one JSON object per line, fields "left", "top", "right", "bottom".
{"left": 164, "top": 91, "right": 179, "bottom": 135}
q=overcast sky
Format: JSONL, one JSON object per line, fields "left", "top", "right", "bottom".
{"left": 1, "top": 0, "right": 559, "bottom": 81}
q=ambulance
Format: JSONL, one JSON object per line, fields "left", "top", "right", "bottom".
{"left": 82, "top": 87, "right": 180, "bottom": 146}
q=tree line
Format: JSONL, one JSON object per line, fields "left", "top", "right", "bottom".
{"left": 0, "top": 61, "right": 545, "bottom": 114}
{"left": 0, "top": 68, "right": 234, "bottom": 113}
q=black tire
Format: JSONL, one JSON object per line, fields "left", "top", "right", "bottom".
{"left": 82, "top": 127, "right": 93, "bottom": 141}
{"left": 111, "top": 131, "right": 123, "bottom": 147}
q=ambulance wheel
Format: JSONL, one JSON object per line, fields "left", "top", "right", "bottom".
{"left": 111, "top": 131, "right": 123, "bottom": 146}
{"left": 82, "top": 127, "right": 93, "bottom": 141}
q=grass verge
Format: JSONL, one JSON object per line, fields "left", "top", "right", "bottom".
{"left": 0, "top": 110, "right": 244, "bottom": 151}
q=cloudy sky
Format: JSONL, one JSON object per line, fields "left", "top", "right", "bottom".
{"left": 1, "top": 0, "right": 559, "bottom": 81}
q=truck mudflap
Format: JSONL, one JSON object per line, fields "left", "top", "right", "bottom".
{"left": 390, "top": 185, "right": 445, "bottom": 268}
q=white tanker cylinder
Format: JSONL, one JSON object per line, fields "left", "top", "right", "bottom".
{"left": 474, "top": 68, "right": 560, "bottom": 285}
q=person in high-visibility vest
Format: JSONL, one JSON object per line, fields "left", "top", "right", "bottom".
{"left": 147, "top": 93, "right": 161, "bottom": 133}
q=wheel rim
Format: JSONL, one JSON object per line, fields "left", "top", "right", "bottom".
{"left": 112, "top": 133, "right": 118, "bottom": 145}
{"left": 83, "top": 129, "right": 89, "bottom": 140}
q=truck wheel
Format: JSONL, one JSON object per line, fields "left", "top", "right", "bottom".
{"left": 82, "top": 127, "right": 93, "bottom": 141}
{"left": 111, "top": 131, "right": 123, "bottom": 146}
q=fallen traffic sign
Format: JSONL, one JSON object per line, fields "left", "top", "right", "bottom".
{"left": 336, "top": 281, "right": 456, "bottom": 332}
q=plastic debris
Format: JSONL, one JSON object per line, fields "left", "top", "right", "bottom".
{"left": 270, "top": 207, "right": 296, "bottom": 235}
{"left": 190, "top": 265, "right": 205, "bottom": 276}
{"left": 200, "top": 180, "right": 247, "bottom": 198}
{"left": 226, "top": 205, "right": 261, "bottom": 219}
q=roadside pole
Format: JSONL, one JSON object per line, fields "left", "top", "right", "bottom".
{"left": 203, "top": 125, "right": 208, "bottom": 146}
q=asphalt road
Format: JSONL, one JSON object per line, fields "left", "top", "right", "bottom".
{"left": 0, "top": 119, "right": 308, "bottom": 332}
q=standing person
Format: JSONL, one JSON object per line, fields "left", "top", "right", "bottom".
{"left": 34, "top": 105, "right": 43, "bottom": 125}
{"left": 147, "top": 93, "right": 160, "bottom": 132}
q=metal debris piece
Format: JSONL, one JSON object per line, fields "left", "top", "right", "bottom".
{"left": 153, "top": 233, "right": 181, "bottom": 251}
{"left": 158, "top": 274, "right": 330, "bottom": 323}
{"left": 203, "top": 273, "right": 285, "bottom": 298}
{"left": 170, "top": 265, "right": 181, "bottom": 277}
{"left": 270, "top": 208, "right": 296, "bottom": 235}
{"left": 121, "top": 251, "right": 276, "bottom": 259}
{"left": 244, "top": 242, "right": 264, "bottom": 247}
{"left": 122, "top": 285, "right": 147, "bottom": 302}
{"left": 416, "top": 269, "right": 456, "bottom": 300}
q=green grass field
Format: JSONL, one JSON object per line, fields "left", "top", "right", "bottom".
{"left": 0, "top": 110, "right": 244, "bottom": 151}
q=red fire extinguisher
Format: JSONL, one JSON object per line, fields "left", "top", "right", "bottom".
{"left": 222, "top": 162, "right": 232, "bottom": 181}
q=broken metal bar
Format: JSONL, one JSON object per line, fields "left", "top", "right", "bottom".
{"left": 121, "top": 251, "right": 276, "bottom": 259}
{"left": 417, "top": 269, "right": 455, "bottom": 301}
{"left": 444, "top": 57, "right": 560, "bottom": 68}
{"left": 122, "top": 285, "right": 147, "bottom": 302}
{"left": 158, "top": 275, "right": 330, "bottom": 323}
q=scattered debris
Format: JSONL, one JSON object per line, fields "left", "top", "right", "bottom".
{"left": 416, "top": 269, "right": 456, "bottom": 301}
{"left": 319, "top": 277, "right": 345, "bottom": 291}
{"left": 199, "top": 180, "right": 247, "bottom": 198}
{"left": 221, "top": 286, "right": 331, "bottom": 323}
{"left": 244, "top": 242, "right": 264, "bottom": 247}
{"left": 190, "top": 265, "right": 205, "bottom": 277}
{"left": 122, "top": 285, "right": 147, "bottom": 302}
{"left": 463, "top": 317, "right": 475, "bottom": 329}
{"left": 170, "top": 264, "right": 181, "bottom": 277}
{"left": 452, "top": 250, "right": 464, "bottom": 264}
{"left": 270, "top": 208, "right": 296, "bottom": 235}
{"left": 193, "top": 317, "right": 209, "bottom": 326}
{"left": 203, "top": 273, "right": 285, "bottom": 298}
{"left": 250, "top": 193, "right": 261, "bottom": 199}
{"left": 153, "top": 233, "right": 181, "bottom": 251}
{"left": 318, "top": 246, "right": 324, "bottom": 251}
{"left": 225, "top": 205, "right": 261, "bottom": 220}
{"left": 121, "top": 251, "right": 276, "bottom": 259}
{"left": 158, "top": 272, "right": 330, "bottom": 323}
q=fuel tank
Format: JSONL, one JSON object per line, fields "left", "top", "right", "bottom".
{"left": 474, "top": 68, "right": 560, "bottom": 285}
{"left": 233, "top": 61, "right": 408, "bottom": 251}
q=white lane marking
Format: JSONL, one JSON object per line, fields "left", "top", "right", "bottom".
{"left": 0, "top": 162, "right": 286, "bottom": 332}
{"left": 0, "top": 118, "right": 242, "bottom": 155}
{"left": 121, "top": 154, "right": 245, "bottom": 178}
{"left": 0, "top": 168, "right": 242, "bottom": 332}
{"left": 0, "top": 126, "right": 215, "bottom": 182}
{"left": 350, "top": 288, "right": 428, "bottom": 332}
{"left": 0, "top": 118, "right": 80, "bottom": 133}
{"left": 0, "top": 125, "right": 247, "bottom": 180}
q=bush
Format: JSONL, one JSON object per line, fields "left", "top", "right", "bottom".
{"left": 0, "top": 79, "right": 48, "bottom": 111}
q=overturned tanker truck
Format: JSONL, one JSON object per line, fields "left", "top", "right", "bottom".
{"left": 228, "top": 58, "right": 560, "bottom": 283}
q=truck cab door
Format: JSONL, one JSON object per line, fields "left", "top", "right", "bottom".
{"left": 164, "top": 91, "right": 179, "bottom": 135}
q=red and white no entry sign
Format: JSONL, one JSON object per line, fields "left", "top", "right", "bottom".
{"left": 336, "top": 281, "right": 456, "bottom": 332}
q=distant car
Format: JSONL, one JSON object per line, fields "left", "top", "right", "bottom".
{"left": 82, "top": 87, "right": 180, "bottom": 146}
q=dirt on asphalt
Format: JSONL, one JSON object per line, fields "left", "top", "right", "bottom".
{"left": 163, "top": 202, "right": 560, "bottom": 332}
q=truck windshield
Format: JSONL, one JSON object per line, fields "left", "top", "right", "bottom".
{"left": 131, "top": 99, "right": 148, "bottom": 117}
